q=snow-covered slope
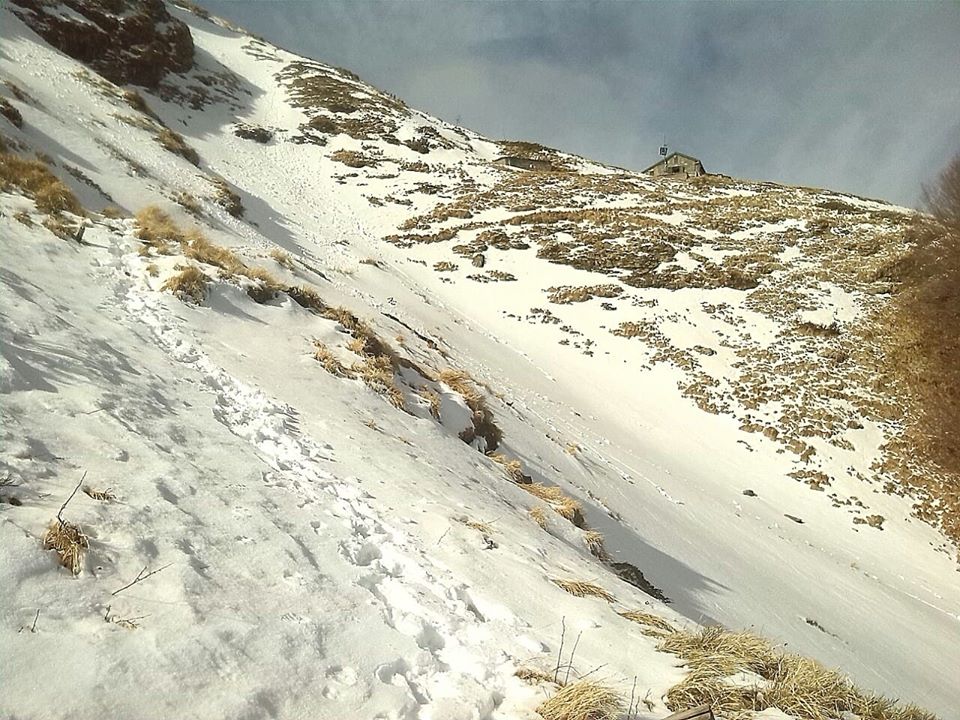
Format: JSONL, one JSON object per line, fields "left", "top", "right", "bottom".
{"left": 1, "top": 3, "right": 957, "bottom": 719}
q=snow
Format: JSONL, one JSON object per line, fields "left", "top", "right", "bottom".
{"left": 1, "top": 4, "right": 959, "bottom": 719}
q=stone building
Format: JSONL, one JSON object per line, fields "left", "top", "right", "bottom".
{"left": 643, "top": 152, "right": 706, "bottom": 179}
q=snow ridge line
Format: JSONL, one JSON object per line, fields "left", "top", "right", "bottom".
{"left": 118, "top": 253, "right": 517, "bottom": 718}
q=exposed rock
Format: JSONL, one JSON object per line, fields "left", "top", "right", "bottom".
{"left": 610, "top": 561, "right": 669, "bottom": 603}
{"left": 471, "top": 253, "right": 486, "bottom": 268}
{"left": 10, "top": 0, "right": 193, "bottom": 89}
{"left": 233, "top": 124, "right": 273, "bottom": 143}
{"left": 0, "top": 98, "right": 23, "bottom": 128}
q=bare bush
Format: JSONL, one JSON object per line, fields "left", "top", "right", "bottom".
{"left": 878, "top": 152, "right": 960, "bottom": 535}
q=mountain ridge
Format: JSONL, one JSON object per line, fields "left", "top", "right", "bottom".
{"left": 0, "top": 2, "right": 956, "bottom": 718}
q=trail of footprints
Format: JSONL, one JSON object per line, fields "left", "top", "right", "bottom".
{"left": 120, "top": 254, "right": 514, "bottom": 718}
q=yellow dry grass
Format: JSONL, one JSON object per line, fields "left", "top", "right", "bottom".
{"left": 529, "top": 505, "right": 549, "bottom": 529}
{"left": 582, "top": 530, "right": 607, "bottom": 560}
{"left": 439, "top": 368, "right": 503, "bottom": 451}
{"left": 184, "top": 232, "right": 244, "bottom": 273}
{"left": 438, "top": 368, "right": 482, "bottom": 405}
{"left": 486, "top": 453, "right": 525, "bottom": 482}
{"left": 313, "top": 341, "right": 354, "bottom": 378}
{"left": 100, "top": 205, "right": 125, "bottom": 219}
{"left": 536, "top": 680, "right": 623, "bottom": 720}
{"left": 82, "top": 486, "right": 116, "bottom": 502}
{"left": 161, "top": 265, "right": 208, "bottom": 303}
{"left": 270, "top": 247, "right": 295, "bottom": 268}
{"left": 658, "top": 625, "right": 937, "bottom": 720}
{"left": 618, "top": 610, "right": 677, "bottom": 636}
{"left": 417, "top": 386, "right": 442, "bottom": 419}
{"left": 175, "top": 191, "right": 203, "bottom": 216}
{"left": 457, "top": 516, "right": 493, "bottom": 534}
{"left": 0, "top": 150, "right": 82, "bottom": 215}
{"left": 352, "top": 354, "right": 405, "bottom": 409}
{"left": 137, "top": 210, "right": 281, "bottom": 300}
{"left": 287, "top": 284, "right": 328, "bottom": 312}
{"left": 156, "top": 128, "right": 200, "bottom": 165}
{"left": 210, "top": 176, "right": 244, "bottom": 218}
{"left": 547, "top": 284, "right": 622, "bottom": 304}
{"left": 520, "top": 483, "right": 582, "bottom": 525}
{"left": 43, "top": 520, "right": 88, "bottom": 575}
{"left": 135, "top": 205, "right": 186, "bottom": 248}
{"left": 552, "top": 578, "right": 614, "bottom": 603}
{"left": 514, "top": 666, "right": 556, "bottom": 685}
{"left": 330, "top": 149, "right": 379, "bottom": 168}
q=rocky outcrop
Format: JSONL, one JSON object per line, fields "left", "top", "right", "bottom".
{"left": 11, "top": 0, "right": 193, "bottom": 88}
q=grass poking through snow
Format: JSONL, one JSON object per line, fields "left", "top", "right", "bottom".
{"left": 552, "top": 578, "right": 614, "bottom": 602}
{"left": 43, "top": 520, "right": 88, "bottom": 575}
{"left": 537, "top": 680, "right": 623, "bottom": 720}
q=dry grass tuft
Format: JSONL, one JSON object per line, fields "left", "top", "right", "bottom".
{"left": 175, "top": 191, "right": 203, "bottom": 216}
{"left": 287, "top": 285, "right": 328, "bottom": 312}
{"left": 520, "top": 483, "right": 584, "bottom": 526}
{"left": 439, "top": 368, "right": 503, "bottom": 451}
{"left": 184, "top": 232, "right": 243, "bottom": 273}
{"left": 618, "top": 610, "right": 676, "bottom": 636}
{"left": 42, "top": 214, "right": 77, "bottom": 240}
{"left": 210, "top": 176, "right": 244, "bottom": 218}
{"left": 43, "top": 520, "right": 89, "bottom": 575}
{"left": 548, "top": 284, "right": 622, "bottom": 304}
{"left": 123, "top": 89, "right": 160, "bottom": 121}
{"left": 270, "top": 247, "right": 295, "bottom": 268}
{"left": 1, "top": 97, "right": 23, "bottom": 128}
{"left": 162, "top": 265, "right": 208, "bottom": 303}
{"left": 486, "top": 452, "right": 525, "bottom": 482}
{"left": 417, "top": 385, "right": 442, "bottom": 418}
{"left": 659, "top": 625, "right": 937, "bottom": 720}
{"left": 515, "top": 666, "right": 557, "bottom": 685}
{"left": 330, "top": 149, "right": 380, "bottom": 168}
{"left": 529, "top": 505, "right": 549, "bottom": 529}
{"left": 536, "top": 679, "right": 623, "bottom": 720}
{"left": 313, "top": 341, "right": 354, "bottom": 378}
{"left": 552, "top": 578, "right": 614, "bottom": 603}
{"left": 457, "top": 516, "right": 493, "bottom": 534}
{"left": 83, "top": 486, "right": 116, "bottom": 502}
{"left": 582, "top": 530, "right": 608, "bottom": 560}
{"left": 157, "top": 128, "right": 200, "bottom": 166}
{"left": 135, "top": 205, "right": 186, "bottom": 248}
{"left": 0, "top": 150, "right": 82, "bottom": 215}
{"left": 352, "top": 354, "right": 405, "bottom": 408}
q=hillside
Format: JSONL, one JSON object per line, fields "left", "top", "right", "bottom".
{"left": 1, "top": 3, "right": 957, "bottom": 719}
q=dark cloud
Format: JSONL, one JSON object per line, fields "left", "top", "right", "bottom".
{"left": 204, "top": 0, "right": 960, "bottom": 206}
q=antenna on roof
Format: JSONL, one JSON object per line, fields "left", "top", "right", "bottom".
{"left": 659, "top": 136, "right": 668, "bottom": 157}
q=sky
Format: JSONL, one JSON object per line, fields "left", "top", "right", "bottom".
{"left": 203, "top": 0, "right": 960, "bottom": 207}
